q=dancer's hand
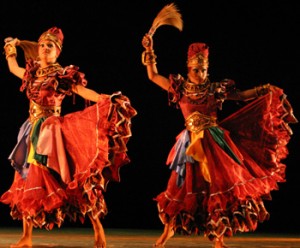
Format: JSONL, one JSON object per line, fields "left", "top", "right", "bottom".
{"left": 142, "top": 34, "right": 153, "bottom": 51}
{"left": 4, "top": 37, "right": 20, "bottom": 47}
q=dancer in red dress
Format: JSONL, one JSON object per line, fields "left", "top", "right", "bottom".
{"left": 141, "top": 32, "right": 297, "bottom": 248}
{"left": 1, "top": 27, "right": 137, "bottom": 248}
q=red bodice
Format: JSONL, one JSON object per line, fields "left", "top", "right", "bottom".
{"left": 20, "top": 59, "right": 87, "bottom": 107}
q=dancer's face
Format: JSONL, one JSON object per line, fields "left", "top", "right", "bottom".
{"left": 187, "top": 65, "right": 208, "bottom": 84}
{"left": 38, "top": 40, "right": 60, "bottom": 64}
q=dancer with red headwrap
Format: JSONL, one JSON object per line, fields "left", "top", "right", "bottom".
{"left": 1, "top": 27, "right": 137, "bottom": 248}
{"left": 141, "top": 29, "right": 297, "bottom": 248}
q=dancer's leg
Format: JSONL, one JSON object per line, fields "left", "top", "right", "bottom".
{"left": 154, "top": 221, "right": 174, "bottom": 247}
{"left": 10, "top": 218, "right": 33, "bottom": 248}
{"left": 88, "top": 213, "right": 106, "bottom": 248}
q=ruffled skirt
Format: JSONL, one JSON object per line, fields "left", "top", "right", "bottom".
{"left": 0, "top": 92, "right": 137, "bottom": 228}
{"left": 154, "top": 88, "right": 297, "bottom": 240}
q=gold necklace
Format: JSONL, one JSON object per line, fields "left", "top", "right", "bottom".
{"left": 183, "top": 78, "right": 210, "bottom": 96}
{"left": 36, "top": 63, "right": 62, "bottom": 77}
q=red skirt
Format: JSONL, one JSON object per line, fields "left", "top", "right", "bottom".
{"left": 1, "top": 92, "right": 137, "bottom": 228}
{"left": 154, "top": 87, "right": 297, "bottom": 240}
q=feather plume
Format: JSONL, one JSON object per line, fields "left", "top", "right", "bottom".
{"left": 148, "top": 3, "right": 183, "bottom": 36}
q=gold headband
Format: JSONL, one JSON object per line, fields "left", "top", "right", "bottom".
{"left": 38, "top": 33, "right": 62, "bottom": 50}
{"left": 187, "top": 53, "right": 209, "bottom": 67}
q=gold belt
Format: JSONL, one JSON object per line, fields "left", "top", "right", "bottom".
{"left": 185, "top": 111, "right": 217, "bottom": 133}
{"left": 29, "top": 101, "right": 61, "bottom": 122}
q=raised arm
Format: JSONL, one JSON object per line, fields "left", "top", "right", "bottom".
{"left": 141, "top": 34, "right": 170, "bottom": 91}
{"left": 4, "top": 38, "right": 26, "bottom": 79}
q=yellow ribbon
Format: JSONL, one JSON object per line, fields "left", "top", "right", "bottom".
{"left": 186, "top": 130, "right": 211, "bottom": 183}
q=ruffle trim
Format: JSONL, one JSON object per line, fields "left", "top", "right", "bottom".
{"left": 20, "top": 59, "right": 87, "bottom": 94}
{"left": 220, "top": 86, "right": 297, "bottom": 180}
{"left": 65, "top": 92, "right": 137, "bottom": 222}
{"left": 154, "top": 86, "right": 297, "bottom": 240}
{"left": 156, "top": 191, "right": 270, "bottom": 241}
{"left": 0, "top": 166, "right": 67, "bottom": 230}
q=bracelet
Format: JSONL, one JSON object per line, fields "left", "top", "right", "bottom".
{"left": 141, "top": 50, "right": 157, "bottom": 66}
{"left": 4, "top": 43, "right": 17, "bottom": 60}
{"left": 255, "top": 83, "right": 270, "bottom": 96}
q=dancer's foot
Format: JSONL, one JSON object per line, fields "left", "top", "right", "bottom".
{"left": 154, "top": 225, "right": 174, "bottom": 247}
{"left": 214, "top": 236, "right": 228, "bottom": 248}
{"left": 10, "top": 236, "right": 32, "bottom": 248}
{"left": 89, "top": 214, "right": 106, "bottom": 248}
{"left": 94, "top": 230, "right": 106, "bottom": 248}
{"left": 214, "top": 243, "right": 229, "bottom": 248}
{"left": 94, "top": 225, "right": 106, "bottom": 248}
{"left": 153, "top": 243, "right": 164, "bottom": 247}
{"left": 94, "top": 240, "right": 106, "bottom": 248}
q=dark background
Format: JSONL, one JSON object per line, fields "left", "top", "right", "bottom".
{"left": 0, "top": 0, "right": 299, "bottom": 235}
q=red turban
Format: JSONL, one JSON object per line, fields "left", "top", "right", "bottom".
{"left": 38, "top": 27, "right": 64, "bottom": 50}
{"left": 187, "top": 43, "right": 209, "bottom": 67}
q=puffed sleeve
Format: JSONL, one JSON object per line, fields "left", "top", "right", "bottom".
{"left": 168, "top": 74, "right": 185, "bottom": 107}
{"left": 20, "top": 59, "right": 38, "bottom": 92}
{"left": 213, "top": 79, "right": 237, "bottom": 109}
{"left": 55, "top": 65, "right": 88, "bottom": 95}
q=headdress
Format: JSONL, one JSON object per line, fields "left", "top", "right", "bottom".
{"left": 38, "top": 27, "right": 64, "bottom": 50}
{"left": 187, "top": 43, "right": 209, "bottom": 67}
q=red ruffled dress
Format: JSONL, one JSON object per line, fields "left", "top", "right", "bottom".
{"left": 154, "top": 74, "right": 297, "bottom": 240}
{"left": 0, "top": 59, "right": 137, "bottom": 229}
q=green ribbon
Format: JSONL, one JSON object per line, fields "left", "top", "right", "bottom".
{"left": 31, "top": 117, "right": 48, "bottom": 166}
{"left": 208, "top": 126, "right": 241, "bottom": 164}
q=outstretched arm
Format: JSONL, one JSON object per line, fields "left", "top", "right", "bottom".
{"left": 4, "top": 38, "right": 26, "bottom": 79}
{"left": 72, "top": 84, "right": 103, "bottom": 103}
{"left": 141, "top": 34, "right": 170, "bottom": 91}
{"left": 227, "top": 84, "right": 271, "bottom": 101}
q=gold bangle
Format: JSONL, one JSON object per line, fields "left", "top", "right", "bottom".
{"left": 141, "top": 50, "right": 157, "bottom": 66}
{"left": 255, "top": 83, "right": 270, "bottom": 96}
{"left": 4, "top": 43, "right": 17, "bottom": 59}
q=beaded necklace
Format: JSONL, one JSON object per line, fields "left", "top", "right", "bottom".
{"left": 183, "top": 78, "right": 210, "bottom": 104}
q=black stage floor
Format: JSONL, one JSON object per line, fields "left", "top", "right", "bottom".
{"left": 0, "top": 228, "right": 299, "bottom": 247}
